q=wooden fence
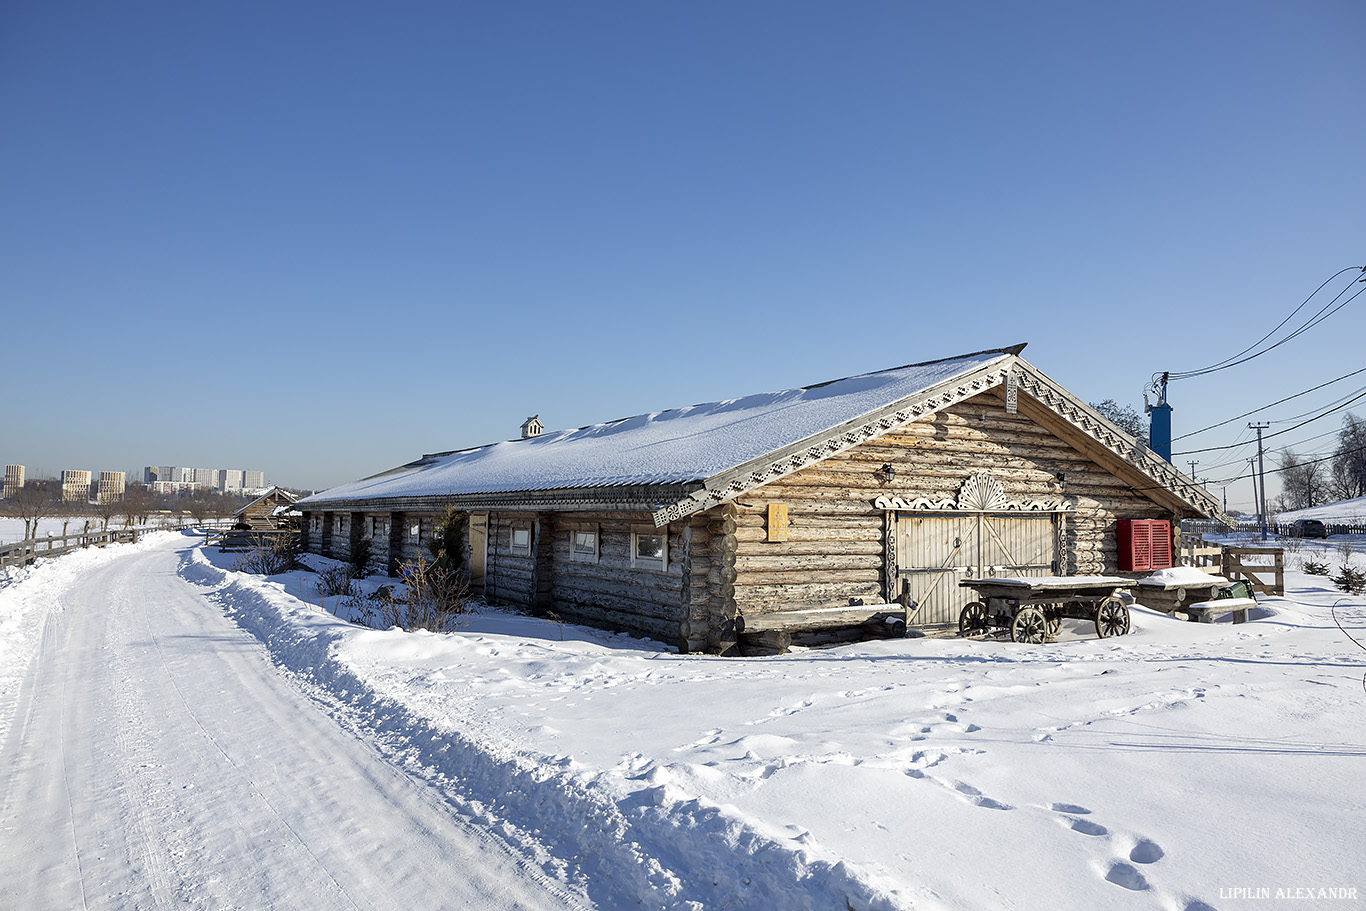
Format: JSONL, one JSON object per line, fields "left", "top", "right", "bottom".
{"left": 0, "top": 521, "right": 226, "bottom": 569}
{"left": 1177, "top": 537, "right": 1284, "bottom": 596}
{"left": 204, "top": 527, "right": 295, "bottom": 551}
{"left": 1183, "top": 519, "right": 1366, "bottom": 537}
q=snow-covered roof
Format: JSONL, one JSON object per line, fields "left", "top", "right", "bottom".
{"left": 298, "top": 343, "right": 1225, "bottom": 525}
{"left": 300, "top": 347, "right": 1019, "bottom": 509}
{"left": 235, "top": 486, "right": 297, "bottom": 516}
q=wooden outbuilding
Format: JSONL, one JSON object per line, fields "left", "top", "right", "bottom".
{"left": 295, "top": 344, "right": 1225, "bottom": 654}
{"left": 233, "top": 487, "right": 299, "bottom": 531}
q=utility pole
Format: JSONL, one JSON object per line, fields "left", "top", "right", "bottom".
{"left": 1249, "top": 423, "right": 1271, "bottom": 540}
{"left": 1187, "top": 459, "right": 1199, "bottom": 480}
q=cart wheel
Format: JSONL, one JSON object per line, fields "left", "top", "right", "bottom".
{"left": 1046, "top": 614, "right": 1062, "bottom": 638}
{"left": 1011, "top": 607, "right": 1049, "bottom": 644}
{"left": 1095, "top": 598, "right": 1131, "bottom": 638}
{"left": 959, "top": 602, "right": 989, "bottom": 638}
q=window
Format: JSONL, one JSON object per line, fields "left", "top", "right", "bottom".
{"left": 511, "top": 526, "right": 531, "bottom": 556}
{"left": 370, "top": 516, "right": 387, "bottom": 537}
{"left": 571, "top": 527, "right": 599, "bottom": 563}
{"left": 408, "top": 522, "right": 421, "bottom": 542}
{"left": 631, "top": 527, "right": 668, "bottom": 571}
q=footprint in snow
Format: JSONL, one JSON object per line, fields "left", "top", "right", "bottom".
{"left": 952, "top": 781, "right": 1013, "bottom": 810}
{"left": 1104, "top": 861, "right": 1151, "bottom": 891}
{"left": 1129, "top": 839, "right": 1165, "bottom": 864}
{"left": 1071, "top": 819, "right": 1108, "bottom": 837}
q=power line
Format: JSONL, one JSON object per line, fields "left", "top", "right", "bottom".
{"left": 1173, "top": 388, "right": 1366, "bottom": 456}
{"left": 1153, "top": 266, "right": 1365, "bottom": 389}
{"left": 1170, "top": 366, "right": 1366, "bottom": 442}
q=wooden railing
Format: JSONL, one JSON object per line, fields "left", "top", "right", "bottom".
{"left": 1177, "top": 536, "right": 1284, "bottom": 596}
{"left": 0, "top": 528, "right": 144, "bottom": 568}
{"left": 0, "top": 520, "right": 225, "bottom": 569}
{"left": 1178, "top": 538, "right": 1225, "bottom": 574}
{"left": 1222, "top": 546, "right": 1285, "bottom": 597}
{"left": 204, "top": 527, "right": 294, "bottom": 550}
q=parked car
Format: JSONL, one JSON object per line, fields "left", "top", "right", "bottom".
{"left": 1291, "top": 519, "right": 1329, "bottom": 538}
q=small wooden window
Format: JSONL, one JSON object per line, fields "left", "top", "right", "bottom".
{"left": 370, "top": 517, "right": 386, "bottom": 537}
{"left": 631, "top": 527, "right": 667, "bottom": 571}
{"left": 408, "top": 522, "right": 421, "bottom": 541}
{"left": 571, "top": 527, "right": 599, "bottom": 563}
{"left": 511, "top": 526, "right": 532, "bottom": 556}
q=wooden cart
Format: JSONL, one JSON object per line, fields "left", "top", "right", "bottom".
{"left": 958, "top": 576, "right": 1136, "bottom": 643}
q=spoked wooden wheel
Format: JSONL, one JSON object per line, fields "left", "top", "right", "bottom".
{"left": 959, "top": 601, "right": 989, "bottom": 638}
{"left": 1046, "top": 614, "right": 1062, "bottom": 638}
{"left": 1011, "top": 607, "right": 1049, "bottom": 644}
{"left": 1095, "top": 597, "right": 1131, "bottom": 638}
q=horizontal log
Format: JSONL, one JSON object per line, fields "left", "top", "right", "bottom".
{"left": 735, "top": 567, "right": 878, "bottom": 585}
{"left": 735, "top": 552, "right": 883, "bottom": 572}
{"left": 736, "top": 605, "right": 907, "bottom": 634}
{"left": 734, "top": 581, "right": 883, "bottom": 606}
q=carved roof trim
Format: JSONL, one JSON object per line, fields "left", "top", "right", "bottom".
{"left": 651, "top": 356, "right": 1227, "bottom": 527}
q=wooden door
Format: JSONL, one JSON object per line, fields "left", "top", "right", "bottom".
{"left": 898, "top": 513, "right": 1057, "bottom": 626}
{"left": 979, "top": 514, "right": 1056, "bottom": 579}
{"left": 897, "top": 515, "right": 979, "bottom": 626}
{"left": 468, "top": 512, "right": 488, "bottom": 595}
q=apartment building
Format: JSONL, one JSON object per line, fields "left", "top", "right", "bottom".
{"left": 61, "top": 470, "right": 93, "bottom": 502}
{"left": 96, "top": 471, "right": 125, "bottom": 504}
{"left": 2, "top": 465, "right": 23, "bottom": 498}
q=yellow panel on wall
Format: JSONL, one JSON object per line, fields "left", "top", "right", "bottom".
{"left": 767, "top": 503, "right": 788, "bottom": 542}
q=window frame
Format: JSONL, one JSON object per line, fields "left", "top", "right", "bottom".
{"left": 510, "top": 525, "right": 532, "bottom": 556}
{"left": 570, "top": 525, "right": 599, "bottom": 563}
{"left": 631, "top": 525, "right": 668, "bottom": 572}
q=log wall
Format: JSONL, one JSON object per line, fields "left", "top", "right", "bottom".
{"left": 727, "top": 390, "right": 1173, "bottom": 632}
{"left": 296, "top": 388, "right": 1181, "bottom": 652}
{"left": 538, "top": 511, "right": 693, "bottom": 650}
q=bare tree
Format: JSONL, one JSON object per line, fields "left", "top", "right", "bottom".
{"left": 1278, "top": 449, "right": 1327, "bottom": 510}
{"left": 122, "top": 483, "right": 156, "bottom": 527}
{"left": 2, "top": 484, "right": 60, "bottom": 540}
{"left": 1090, "top": 399, "right": 1150, "bottom": 448}
{"left": 93, "top": 497, "right": 120, "bottom": 532}
{"left": 1331, "top": 413, "right": 1366, "bottom": 501}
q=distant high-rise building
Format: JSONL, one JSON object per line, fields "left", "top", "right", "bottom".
{"left": 142, "top": 464, "right": 269, "bottom": 492}
{"left": 144, "top": 465, "right": 176, "bottom": 484}
{"left": 96, "top": 471, "right": 125, "bottom": 504}
{"left": 61, "top": 469, "right": 93, "bottom": 502}
{"left": 3, "top": 465, "right": 24, "bottom": 498}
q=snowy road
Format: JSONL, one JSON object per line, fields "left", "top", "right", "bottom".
{"left": 0, "top": 535, "right": 588, "bottom": 910}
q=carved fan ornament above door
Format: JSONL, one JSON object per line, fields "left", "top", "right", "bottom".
{"left": 874, "top": 472, "right": 1071, "bottom": 513}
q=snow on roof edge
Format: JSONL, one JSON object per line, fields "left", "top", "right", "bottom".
{"left": 298, "top": 345, "right": 1027, "bottom": 507}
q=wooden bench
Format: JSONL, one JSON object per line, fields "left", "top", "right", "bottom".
{"left": 1185, "top": 598, "right": 1256, "bottom": 624}
{"left": 736, "top": 604, "right": 910, "bottom": 655}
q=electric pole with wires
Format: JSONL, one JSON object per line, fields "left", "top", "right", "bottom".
{"left": 1250, "top": 423, "right": 1270, "bottom": 540}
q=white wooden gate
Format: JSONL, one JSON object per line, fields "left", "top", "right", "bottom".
{"left": 898, "top": 513, "right": 1057, "bottom": 626}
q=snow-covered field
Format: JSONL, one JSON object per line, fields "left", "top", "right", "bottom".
{"left": 1276, "top": 495, "right": 1366, "bottom": 523}
{"left": 2, "top": 532, "right": 1364, "bottom": 909}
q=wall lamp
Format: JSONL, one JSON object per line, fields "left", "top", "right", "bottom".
{"left": 877, "top": 463, "right": 897, "bottom": 484}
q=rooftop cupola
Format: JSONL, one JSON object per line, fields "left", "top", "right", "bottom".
{"left": 521, "top": 415, "right": 543, "bottom": 439}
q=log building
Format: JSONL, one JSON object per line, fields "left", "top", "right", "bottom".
{"left": 295, "top": 345, "right": 1224, "bottom": 653}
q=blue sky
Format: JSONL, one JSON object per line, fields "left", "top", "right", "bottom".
{"left": 2, "top": 2, "right": 1361, "bottom": 508}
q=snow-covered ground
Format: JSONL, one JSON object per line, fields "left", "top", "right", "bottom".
{"left": 1275, "top": 495, "right": 1366, "bottom": 524}
{"left": 2, "top": 532, "right": 1364, "bottom": 909}
{"left": 0, "top": 515, "right": 211, "bottom": 545}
